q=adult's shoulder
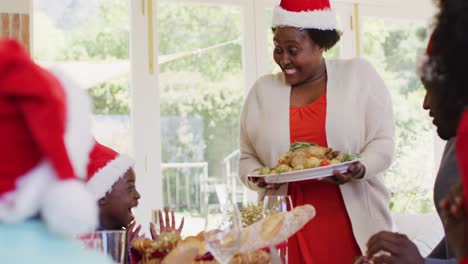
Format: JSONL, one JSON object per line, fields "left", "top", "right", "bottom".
{"left": 247, "top": 72, "right": 286, "bottom": 98}
{"left": 250, "top": 73, "right": 284, "bottom": 90}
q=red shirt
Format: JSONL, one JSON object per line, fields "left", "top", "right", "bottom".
{"left": 288, "top": 92, "right": 361, "bottom": 263}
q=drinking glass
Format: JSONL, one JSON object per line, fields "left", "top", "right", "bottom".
{"left": 263, "top": 195, "right": 293, "bottom": 264}
{"left": 204, "top": 190, "right": 242, "bottom": 264}
{"left": 90, "top": 230, "right": 127, "bottom": 264}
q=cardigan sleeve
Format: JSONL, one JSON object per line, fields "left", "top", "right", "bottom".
{"left": 356, "top": 59, "right": 395, "bottom": 180}
{"left": 238, "top": 83, "right": 264, "bottom": 192}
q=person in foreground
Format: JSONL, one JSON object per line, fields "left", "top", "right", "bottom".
{"left": 0, "top": 39, "right": 113, "bottom": 263}
{"left": 439, "top": 110, "right": 468, "bottom": 264}
{"left": 238, "top": 0, "right": 395, "bottom": 262}
{"left": 355, "top": 0, "right": 468, "bottom": 263}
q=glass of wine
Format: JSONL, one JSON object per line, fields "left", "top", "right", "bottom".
{"left": 204, "top": 189, "right": 242, "bottom": 264}
{"left": 263, "top": 195, "right": 293, "bottom": 264}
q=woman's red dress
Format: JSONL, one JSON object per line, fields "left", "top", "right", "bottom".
{"left": 288, "top": 92, "right": 361, "bottom": 263}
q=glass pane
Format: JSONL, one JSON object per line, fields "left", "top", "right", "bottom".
{"left": 266, "top": 8, "right": 342, "bottom": 74}
{"left": 362, "top": 17, "right": 432, "bottom": 213}
{"left": 157, "top": 1, "right": 244, "bottom": 236}
{"left": 32, "top": 0, "right": 131, "bottom": 153}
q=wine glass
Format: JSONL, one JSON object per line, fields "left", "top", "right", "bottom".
{"left": 263, "top": 195, "right": 293, "bottom": 264}
{"left": 204, "top": 188, "right": 242, "bottom": 264}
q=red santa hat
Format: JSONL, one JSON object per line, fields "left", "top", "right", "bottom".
{"left": 86, "top": 141, "right": 135, "bottom": 200}
{"left": 417, "top": 32, "right": 441, "bottom": 82}
{"left": 272, "top": 0, "right": 337, "bottom": 30}
{"left": 0, "top": 39, "right": 97, "bottom": 236}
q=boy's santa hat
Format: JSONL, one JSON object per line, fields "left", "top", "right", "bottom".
{"left": 0, "top": 39, "right": 97, "bottom": 236}
{"left": 86, "top": 142, "right": 135, "bottom": 200}
{"left": 272, "top": 0, "right": 337, "bottom": 30}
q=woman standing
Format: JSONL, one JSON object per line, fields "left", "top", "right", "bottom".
{"left": 238, "top": 0, "right": 395, "bottom": 263}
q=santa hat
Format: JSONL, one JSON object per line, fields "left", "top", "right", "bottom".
{"left": 86, "top": 141, "right": 135, "bottom": 201}
{"left": 0, "top": 39, "right": 97, "bottom": 236}
{"left": 272, "top": 0, "right": 337, "bottom": 30}
{"left": 417, "top": 32, "right": 443, "bottom": 82}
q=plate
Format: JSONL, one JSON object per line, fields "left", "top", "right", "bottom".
{"left": 248, "top": 160, "right": 358, "bottom": 184}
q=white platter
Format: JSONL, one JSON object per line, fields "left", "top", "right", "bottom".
{"left": 248, "top": 160, "right": 358, "bottom": 184}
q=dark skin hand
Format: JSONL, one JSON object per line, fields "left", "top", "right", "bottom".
{"left": 361, "top": 231, "right": 424, "bottom": 264}
{"left": 125, "top": 221, "right": 142, "bottom": 264}
{"left": 248, "top": 176, "right": 282, "bottom": 190}
{"left": 321, "top": 161, "right": 366, "bottom": 185}
{"left": 150, "top": 207, "right": 184, "bottom": 240}
{"left": 248, "top": 168, "right": 283, "bottom": 190}
{"left": 439, "top": 181, "right": 468, "bottom": 262}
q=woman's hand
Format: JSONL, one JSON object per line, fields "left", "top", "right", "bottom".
{"left": 439, "top": 181, "right": 468, "bottom": 261}
{"left": 248, "top": 176, "right": 282, "bottom": 190}
{"left": 247, "top": 168, "right": 283, "bottom": 190}
{"left": 321, "top": 161, "right": 365, "bottom": 185}
{"left": 150, "top": 207, "right": 184, "bottom": 240}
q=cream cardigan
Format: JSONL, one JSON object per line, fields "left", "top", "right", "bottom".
{"left": 238, "top": 58, "right": 395, "bottom": 253}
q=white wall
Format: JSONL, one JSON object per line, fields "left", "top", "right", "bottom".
{"left": 0, "top": 0, "right": 30, "bottom": 13}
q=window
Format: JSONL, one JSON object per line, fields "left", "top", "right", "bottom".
{"left": 157, "top": 0, "right": 247, "bottom": 236}
{"left": 33, "top": 0, "right": 132, "bottom": 153}
{"left": 361, "top": 15, "right": 434, "bottom": 213}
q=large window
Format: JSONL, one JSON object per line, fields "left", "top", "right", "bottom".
{"left": 157, "top": 0, "right": 246, "bottom": 236}
{"left": 361, "top": 16, "right": 434, "bottom": 213}
{"left": 33, "top": 0, "right": 131, "bottom": 153}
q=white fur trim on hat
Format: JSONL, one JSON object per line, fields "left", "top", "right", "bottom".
{"left": 0, "top": 160, "right": 53, "bottom": 222}
{"left": 42, "top": 180, "right": 98, "bottom": 236}
{"left": 87, "top": 154, "right": 135, "bottom": 201}
{"left": 272, "top": 5, "right": 337, "bottom": 30}
{"left": 417, "top": 55, "right": 445, "bottom": 82}
{"left": 49, "top": 68, "right": 94, "bottom": 180}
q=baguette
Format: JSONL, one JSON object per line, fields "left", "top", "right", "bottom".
{"left": 239, "top": 204, "right": 315, "bottom": 253}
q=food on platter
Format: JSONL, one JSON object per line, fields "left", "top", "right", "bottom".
{"left": 259, "top": 142, "right": 356, "bottom": 175}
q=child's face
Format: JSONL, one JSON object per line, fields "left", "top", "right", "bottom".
{"left": 99, "top": 168, "right": 141, "bottom": 229}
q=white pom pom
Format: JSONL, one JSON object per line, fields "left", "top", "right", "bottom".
{"left": 41, "top": 180, "right": 98, "bottom": 237}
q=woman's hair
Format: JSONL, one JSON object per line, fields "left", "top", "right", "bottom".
{"left": 304, "top": 29, "right": 341, "bottom": 50}
{"left": 426, "top": 0, "right": 468, "bottom": 109}
{"left": 272, "top": 27, "right": 341, "bottom": 50}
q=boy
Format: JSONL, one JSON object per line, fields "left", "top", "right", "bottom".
{"left": 86, "top": 141, "right": 141, "bottom": 232}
